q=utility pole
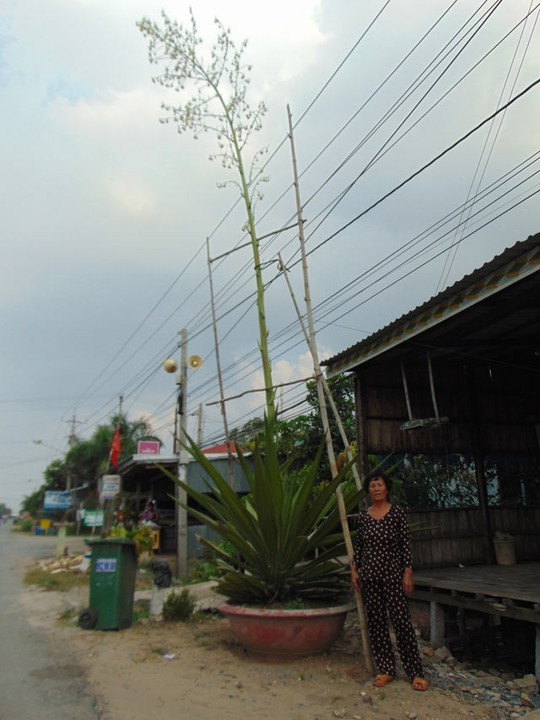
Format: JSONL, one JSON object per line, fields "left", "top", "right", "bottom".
{"left": 196, "top": 403, "right": 203, "bottom": 446}
{"left": 164, "top": 331, "right": 203, "bottom": 578}
{"left": 65, "top": 414, "right": 82, "bottom": 491}
{"left": 176, "top": 329, "right": 189, "bottom": 579}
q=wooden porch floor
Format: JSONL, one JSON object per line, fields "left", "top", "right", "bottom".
{"left": 414, "top": 562, "right": 540, "bottom": 606}
{"left": 412, "top": 562, "right": 540, "bottom": 679}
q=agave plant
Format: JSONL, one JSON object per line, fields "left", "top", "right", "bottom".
{"left": 165, "top": 415, "right": 363, "bottom": 606}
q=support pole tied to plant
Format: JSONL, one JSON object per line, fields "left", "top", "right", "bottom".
{"left": 336, "top": 485, "right": 374, "bottom": 676}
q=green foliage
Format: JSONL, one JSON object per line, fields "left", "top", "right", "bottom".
{"left": 284, "top": 598, "right": 305, "bottom": 610}
{"left": 229, "top": 416, "right": 264, "bottom": 445}
{"left": 230, "top": 374, "right": 357, "bottom": 487}
{"left": 131, "top": 526, "right": 155, "bottom": 559}
{"left": 394, "top": 453, "right": 479, "bottom": 509}
{"left": 18, "top": 518, "right": 33, "bottom": 532}
{"left": 163, "top": 415, "right": 363, "bottom": 606}
{"left": 163, "top": 589, "right": 195, "bottom": 622}
{"left": 109, "top": 525, "right": 129, "bottom": 539}
{"left": 20, "top": 414, "right": 159, "bottom": 516}
{"left": 106, "top": 524, "right": 154, "bottom": 561}
{"left": 186, "top": 560, "right": 220, "bottom": 584}
{"left": 133, "top": 599, "right": 151, "bottom": 623}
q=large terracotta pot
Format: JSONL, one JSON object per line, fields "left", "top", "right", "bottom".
{"left": 219, "top": 602, "right": 353, "bottom": 662}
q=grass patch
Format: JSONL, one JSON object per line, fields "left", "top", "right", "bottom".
{"left": 24, "top": 566, "right": 89, "bottom": 592}
{"left": 184, "top": 560, "right": 220, "bottom": 585}
{"left": 135, "top": 564, "right": 161, "bottom": 591}
{"left": 163, "top": 589, "right": 195, "bottom": 622}
{"left": 133, "top": 598, "right": 150, "bottom": 623}
{"left": 59, "top": 607, "right": 80, "bottom": 625}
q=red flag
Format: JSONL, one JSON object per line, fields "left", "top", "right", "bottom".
{"left": 109, "top": 427, "right": 121, "bottom": 468}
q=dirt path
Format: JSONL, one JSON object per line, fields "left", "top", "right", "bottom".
{"left": 13, "top": 533, "right": 514, "bottom": 720}
{"left": 20, "top": 582, "right": 500, "bottom": 720}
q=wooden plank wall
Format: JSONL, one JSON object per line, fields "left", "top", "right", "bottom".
{"left": 408, "top": 507, "right": 540, "bottom": 568}
{"left": 489, "top": 506, "right": 540, "bottom": 561}
{"left": 359, "top": 361, "right": 539, "bottom": 456}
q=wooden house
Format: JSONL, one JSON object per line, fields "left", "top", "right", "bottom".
{"left": 323, "top": 232, "right": 540, "bottom": 568}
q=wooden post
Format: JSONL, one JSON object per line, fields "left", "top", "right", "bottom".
{"left": 535, "top": 625, "right": 540, "bottom": 682}
{"left": 355, "top": 371, "right": 369, "bottom": 481}
{"left": 466, "top": 365, "right": 493, "bottom": 563}
{"left": 430, "top": 602, "right": 445, "bottom": 647}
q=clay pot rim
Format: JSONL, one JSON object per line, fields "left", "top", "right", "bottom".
{"left": 219, "top": 601, "right": 355, "bottom": 619}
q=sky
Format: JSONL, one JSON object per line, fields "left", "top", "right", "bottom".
{"left": 1, "top": 0, "right": 539, "bottom": 512}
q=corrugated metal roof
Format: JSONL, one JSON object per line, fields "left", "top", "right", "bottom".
{"left": 323, "top": 232, "right": 540, "bottom": 376}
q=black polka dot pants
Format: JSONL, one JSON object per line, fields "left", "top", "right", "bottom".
{"left": 362, "top": 576, "right": 424, "bottom": 680}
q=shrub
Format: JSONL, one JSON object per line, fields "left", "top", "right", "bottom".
{"left": 162, "top": 589, "right": 195, "bottom": 622}
{"left": 187, "top": 560, "right": 220, "bottom": 584}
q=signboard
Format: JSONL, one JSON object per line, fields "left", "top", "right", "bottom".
{"left": 84, "top": 510, "right": 104, "bottom": 527}
{"left": 137, "top": 440, "right": 160, "bottom": 456}
{"left": 99, "top": 474, "right": 121, "bottom": 501}
{"left": 96, "top": 558, "right": 117, "bottom": 573}
{"left": 43, "top": 491, "right": 72, "bottom": 510}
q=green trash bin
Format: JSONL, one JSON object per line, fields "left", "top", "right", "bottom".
{"left": 79, "top": 538, "right": 137, "bottom": 631}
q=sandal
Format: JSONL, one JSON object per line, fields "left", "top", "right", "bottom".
{"left": 373, "top": 674, "right": 394, "bottom": 687}
{"left": 412, "top": 677, "right": 429, "bottom": 691}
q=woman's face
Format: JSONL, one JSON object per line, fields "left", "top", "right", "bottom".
{"left": 368, "top": 477, "right": 388, "bottom": 502}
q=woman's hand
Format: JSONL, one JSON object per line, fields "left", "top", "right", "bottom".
{"left": 403, "top": 567, "right": 414, "bottom": 596}
{"left": 351, "top": 564, "right": 361, "bottom": 594}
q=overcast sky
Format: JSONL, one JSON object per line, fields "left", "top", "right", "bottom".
{"left": 1, "top": 0, "right": 539, "bottom": 512}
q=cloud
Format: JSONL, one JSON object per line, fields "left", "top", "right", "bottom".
{"left": 2, "top": 0, "right": 540, "bottom": 514}
{"left": 106, "top": 174, "right": 156, "bottom": 216}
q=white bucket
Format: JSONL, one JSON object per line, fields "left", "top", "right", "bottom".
{"left": 493, "top": 538, "right": 516, "bottom": 566}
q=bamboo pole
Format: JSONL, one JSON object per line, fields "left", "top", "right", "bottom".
{"left": 206, "top": 238, "right": 235, "bottom": 488}
{"left": 287, "top": 106, "right": 372, "bottom": 674}
{"left": 336, "top": 486, "right": 374, "bottom": 675}
{"left": 286, "top": 105, "right": 337, "bottom": 477}
{"left": 277, "top": 252, "right": 361, "bottom": 491}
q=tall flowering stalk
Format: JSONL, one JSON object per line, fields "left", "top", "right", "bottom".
{"left": 138, "top": 10, "right": 275, "bottom": 422}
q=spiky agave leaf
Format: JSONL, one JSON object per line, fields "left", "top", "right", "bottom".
{"left": 161, "top": 418, "right": 364, "bottom": 604}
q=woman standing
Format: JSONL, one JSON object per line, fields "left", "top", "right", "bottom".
{"left": 352, "top": 473, "right": 428, "bottom": 691}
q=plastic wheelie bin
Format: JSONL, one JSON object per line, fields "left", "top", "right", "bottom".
{"left": 79, "top": 538, "right": 137, "bottom": 631}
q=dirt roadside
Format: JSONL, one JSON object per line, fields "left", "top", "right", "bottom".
{"left": 17, "top": 537, "right": 512, "bottom": 720}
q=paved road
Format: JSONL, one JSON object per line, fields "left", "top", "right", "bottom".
{"left": 0, "top": 521, "right": 104, "bottom": 718}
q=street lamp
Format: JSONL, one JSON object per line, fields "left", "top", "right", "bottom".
{"left": 163, "top": 329, "right": 203, "bottom": 579}
{"left": 33, "top": 439, "right": 64, "bottom": 454}
{"left": 33, "top": 439, "right": 71, "bottom": 490}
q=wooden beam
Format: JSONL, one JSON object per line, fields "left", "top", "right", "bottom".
{"left": 413, "top": 588, "right": 540, "bottom": 624}
{"left": 355, "top": 370, "right": 369, "bottom": 481}
{"left": 466, "top": 365, "right": 494, "bottom": 564}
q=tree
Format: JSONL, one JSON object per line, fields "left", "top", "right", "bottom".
{"left": 229, "top": 416, "right": 264, "bottom": 445}
{"left": 19, "top": 459, "right": 66, "bottom": 516}
{"left": 138, "top": 10, "right": 275, "bottom": 421}
{"left": 305, "top": 374, "right": 355, "bottom": 448}
{"left": 64, "top": 414, "right": 157, "bottom": 491}
{"left": 20, "top": 416, "right": 159, "bottom": 517}
{"left": 229, "top": 374, "right": 356, "bottom": 484}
